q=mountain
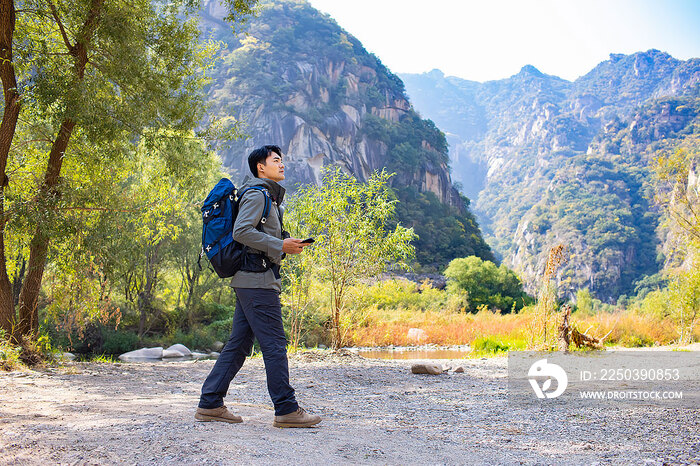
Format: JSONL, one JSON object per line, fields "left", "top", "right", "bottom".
{"left": 400, "top": 51, "right": 700, "bottom": 300}
{"left": 199, "top": 0, "right": 494, "bottom": 267}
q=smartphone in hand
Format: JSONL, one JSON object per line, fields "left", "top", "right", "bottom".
{"left": 301, "top": 237, "right": 315, "bottom": 244}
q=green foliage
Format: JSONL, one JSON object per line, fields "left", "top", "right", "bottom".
{"left": 284, "top": 167, "right": 416, "bottom": 347}
{"left": 5, "top": 0, "right": 257, "bottom": 339}
{"left": 393, "top": 186, "right": 494, "bottom": 266}
{"left": 165, "top": 328, "right": 217, "bottom": 352}
{"left": 575, "top": 288, "right": 594, "bottom": 315}
{"left": 666, "top": 263, "right": 700, "bottom": 345}
{"left": 0, "top": 331, "right": 23, "bottom": 371}
{"left": 207, "top": 318, "right": 234, "bottom": 344}
{"left": 352, "top": 279, "right": 466, "bottom": 314}
{"left": 472, "top": 336, "right": 525, "bottom": 355}
{"left": 444, "top": 256, "right": 530, "bottom": 313}
{"left": 101, "top": 329, "right": 140, "bottom": 356}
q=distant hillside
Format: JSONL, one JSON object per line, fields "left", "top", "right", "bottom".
{"left": 199, "top": 0, "right": 493, "bottom": 267}
{"left": 401, "top": 51, "right": 700, "bottom": 299}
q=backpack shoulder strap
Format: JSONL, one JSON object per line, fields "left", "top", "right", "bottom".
{"left": 237, "top": 186, "right": 272, "bottom": 225}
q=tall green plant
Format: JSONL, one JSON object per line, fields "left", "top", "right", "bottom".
{"left": 284, "top": 167, "right": 416, "bottom": 348}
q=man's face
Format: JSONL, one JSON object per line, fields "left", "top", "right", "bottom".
{"left": 257, "top": 152, "right": 285, "bottom": 182}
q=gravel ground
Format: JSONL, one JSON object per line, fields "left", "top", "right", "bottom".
{"left": 0, "top": 350, "right": 698, "bottom": 465}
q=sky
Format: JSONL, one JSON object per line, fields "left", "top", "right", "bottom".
{"left": 306, "top": 0, "right": 700, "bottom": 82}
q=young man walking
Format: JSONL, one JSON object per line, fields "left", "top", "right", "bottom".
{"left": 195, "top": 145, "right": 321, "bottom": 428}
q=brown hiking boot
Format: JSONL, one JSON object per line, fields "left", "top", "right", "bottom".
{"left": 273, "top": 407, "right": 321, "bottom": 428}
{"left": 195, "top": 405, "right": 242, "bottom": 424}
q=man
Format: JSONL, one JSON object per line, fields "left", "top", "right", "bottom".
{"left": 195, "top": 145, "right": 321, "bottom": 428}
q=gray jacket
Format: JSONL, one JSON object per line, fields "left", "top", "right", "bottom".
{"left": 229, "top": 177, "right": 286, "bottom": 292}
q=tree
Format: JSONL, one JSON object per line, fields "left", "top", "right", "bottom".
{"left": 444, "top": 255, "right": 529, "bottom": 313}
{"left": 651, "top": 144, "right": 700, "bottom": 343}
{"left": 0, "top": 0, "right": 257, "bottom": 340}
{"left": 284, "top": 167, "right": 416, "bottom": 348}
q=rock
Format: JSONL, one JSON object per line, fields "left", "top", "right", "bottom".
{"left": 191, "top": 352, "right": 209, "bottom": 359}
{"left": 211, "top": 341, "right": 225, "bottom": 352}
{"left": 454, "top": 366, "right": 465, "bottom": 373}
{"left": 162, "top": 349, "right": 186, "bottom": 358}
{"left": 51, "top": 352, "right": 76, "bottom": 361}
{"left": 318, "top": 344, "right": 327, "bottom": 350}
{"left": 165, "top": 344, "right": 192, "bottom": 357}
{"left": 411, "top": 363, "right": 443, "bottom": 375}
{"left": 407, "top": 328, "right": 427, "bottom": 343}
{"left": 118, "top": 347, "right": 163, "bottom": 361}
{"left": 208, "top": 352, "right": 220, "bottom": 359}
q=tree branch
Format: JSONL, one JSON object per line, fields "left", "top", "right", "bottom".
{"left": 48, "top": 1, "right": 74, "bottom": 52}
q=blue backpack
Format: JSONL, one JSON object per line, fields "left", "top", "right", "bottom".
{"left": 198, "top": 178, "right": 271, "bottom": 278}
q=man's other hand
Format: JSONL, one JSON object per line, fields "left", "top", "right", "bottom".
{"left": 282, "top": 238, "right": 308, "bottom": 255}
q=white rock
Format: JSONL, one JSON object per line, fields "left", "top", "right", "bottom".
{"left": 118, "top": 347, "right": 163, "bottom": 361}
{"left": 51, "top": 352, "right": 76, "bottom": 361}
{"left": 162, "top": 349, "right": 186, "bottom": 358}
{"left": 165, "top": 344, "right": 192, "bottom": 356}
{"left": 191, "top": 352, "right": 209, "bottom": 359}
{"left": 407, "top": 328, "right": 427, "bottom": 343}
{"left": 208, "top": 352, "right": 220, "bottom": 359}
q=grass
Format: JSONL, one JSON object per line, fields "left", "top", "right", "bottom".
{"left": 0, "top": 338, "right": 23, "bottom": 371}
{"left": 347, "top": 306, "right": 698, "bottom": 349}
{"left": 89, "top": 353, "right": 120, "bottom": 363}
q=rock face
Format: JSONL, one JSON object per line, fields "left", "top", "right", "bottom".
{"left": 199, "top": 0, "right": 494, "bottom": 267}
{"left": 401, "top": 51, "right": 700, "bottom": 300}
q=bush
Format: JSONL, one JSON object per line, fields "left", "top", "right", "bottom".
{"left": 101, "top": 329, "right": 140, "bottom": 355}
{"left": 199, "top": 302, "right": 236, "bottom": 324}
{"left": 445, "top": 256, "right": 531, "bottom": 312}
{"left": 207, "top": 318, "right": 233, "bottom": 343}
{"left": 0, "top": 332, "right": 22, "bottom": 371}
{"left": 166, "top": 327, "right": 216, "bottom": 352}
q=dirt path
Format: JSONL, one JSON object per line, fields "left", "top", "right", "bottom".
{"left": 0, "top": 351, "right": 698, "bottom": 465}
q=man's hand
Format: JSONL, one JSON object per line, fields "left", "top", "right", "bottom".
{"left": 282, "top": 238, "right": 309, "bottom": 255}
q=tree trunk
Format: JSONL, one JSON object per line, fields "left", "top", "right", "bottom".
{"left": 138, "top": 247, "right": 159, "bottom": 339}
{"left": 557, "top": 304, "right": 571, "bottom": 352}
{"left": 15, "top": 0, "right": 103, "bottom": 338}
{"left": 11, "top": 253, "right": 24, "bottom": 306}
{"left": 185, "top": 262, "right": 199, "bottom": 329}
{"left": 17, "top": 119, "right": 75, "bottom": 337}
{"left": 0, "top": 0, "right": 20, "bottom": 337}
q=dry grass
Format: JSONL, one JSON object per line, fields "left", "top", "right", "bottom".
{"left": 348, "top": 306, "right": 697, "bottom": 348}
{"left": 349, "top": 308, "right": 529, "bottom": 347}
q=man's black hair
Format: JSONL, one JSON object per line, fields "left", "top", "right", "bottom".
{"left": 248, "top": 145, "right": 282, "bottom": 177}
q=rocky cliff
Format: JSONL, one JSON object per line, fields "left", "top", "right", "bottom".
{"left": 401, "top": 51, "right": 700, "bottom": 299}
{"left": 199, "top": 0, "right": 493, "bottom": 266}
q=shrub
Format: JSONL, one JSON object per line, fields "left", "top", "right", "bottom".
{"left": 0, "top": 332, "right": 22, "bottom": 371}
{"left": 166, "top": 327, "right": 216, "bottom": 352}
{"left": 101, "top": 329, "right": 140, "bottom": 355}
{"left": 207, "top": 318, "right": 233, "bottom": 343}
{"left": 445, "top": 256, "right": 530, "bottom": 313}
